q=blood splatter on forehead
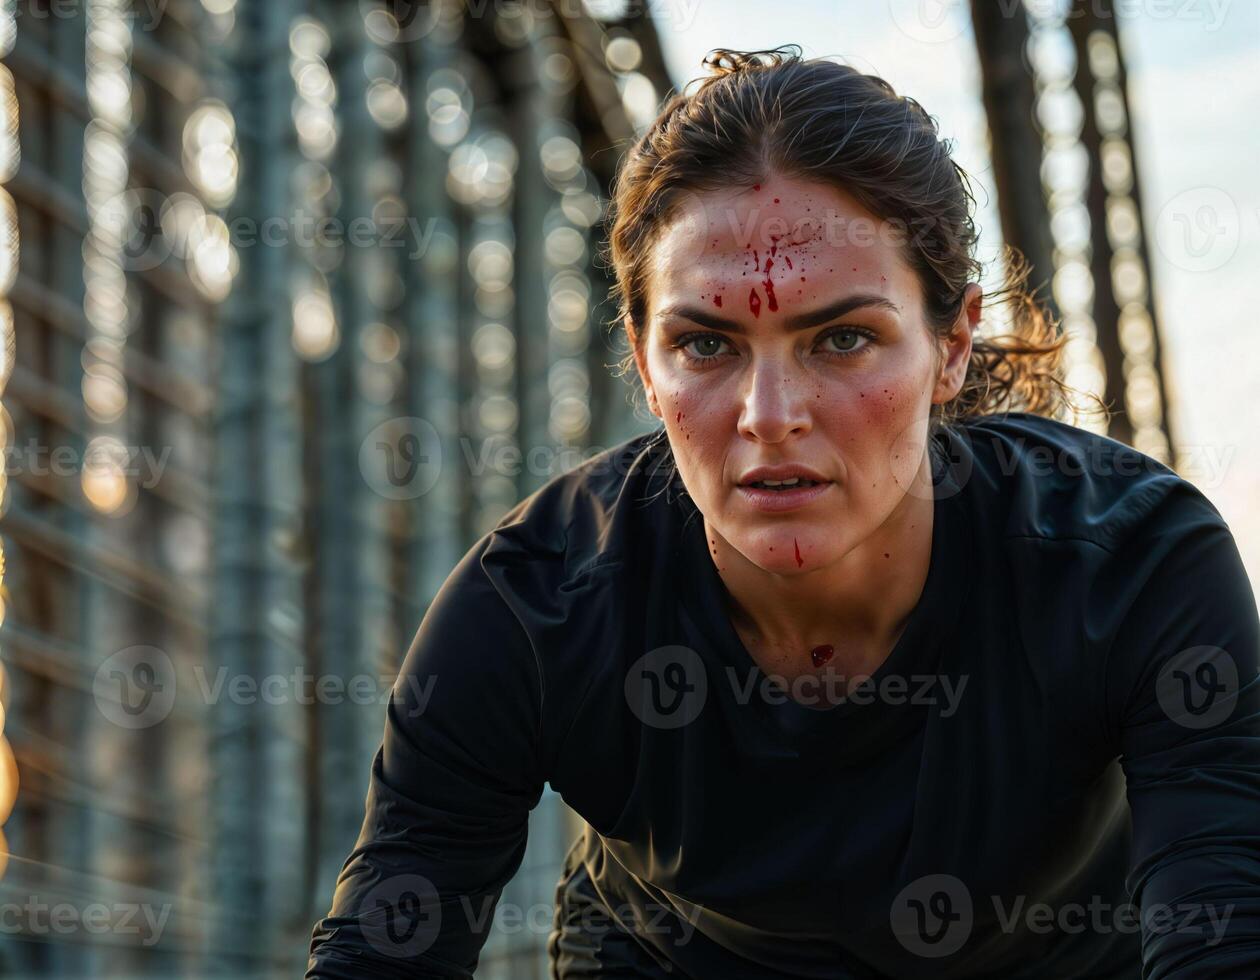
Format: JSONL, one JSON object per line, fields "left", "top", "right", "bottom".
{"left": 680, "top": 182, "right": 896, "bottom": 320}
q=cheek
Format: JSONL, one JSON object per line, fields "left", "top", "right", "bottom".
{"left": 849, "top": 355, "right": 932, "bottom": 428}
{"left": 647, "top": 357, "right": 728, "bottom": 447}
{"left": 859, "top": 384, "right": 909, "bottom": 427}
{"left": 817, "top": 377, "right": 924, "bottom": 468}
{"left": 817, "top": 381, "right": 907, "bottom": 430}
{"left": 658, "top": 392, "right": 732, "bottom": 492}
{"left": 657, "top": 386, "right": 706, "bottom": 446}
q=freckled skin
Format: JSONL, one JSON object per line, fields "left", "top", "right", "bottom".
{"left": 631, "top": 173, "right": 981, "bottom": 663}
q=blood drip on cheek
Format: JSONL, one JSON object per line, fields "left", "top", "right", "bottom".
{"left": 674, "top": 408, "right": 690, "bottom": 440}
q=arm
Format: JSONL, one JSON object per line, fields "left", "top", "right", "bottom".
{"left": 1108, "top": 507, "right": 1260, "bottom": 978}
{"left": 306, "top": 540, "right": 546, "bottom": 978}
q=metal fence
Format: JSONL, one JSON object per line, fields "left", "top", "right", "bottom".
{"left": 0, "top": 0, "right": 670, "bottom": 975}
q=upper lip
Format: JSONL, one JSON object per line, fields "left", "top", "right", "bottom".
{"left": 738, "top": 465, "right": 830, "bottom": 486}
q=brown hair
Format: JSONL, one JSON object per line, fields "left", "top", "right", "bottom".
{"left": 602, "top": 45, "right": 1106, "bottom": 428}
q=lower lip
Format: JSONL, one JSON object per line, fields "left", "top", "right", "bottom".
{"left": 737, "top": 481, "right": 833, "bottom": 512}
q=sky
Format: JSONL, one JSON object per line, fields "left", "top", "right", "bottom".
{"left": 636, "top": 0, "right": 1260, "bottom": 585}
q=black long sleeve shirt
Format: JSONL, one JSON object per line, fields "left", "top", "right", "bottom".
{"left": 307, "top": 411, "right": 1260, "bottom": 978}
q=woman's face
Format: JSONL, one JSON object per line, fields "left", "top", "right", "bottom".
{"left": 631, "top": 174, "right": 977, "bottom": 575}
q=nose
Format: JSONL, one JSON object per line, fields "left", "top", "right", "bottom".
{"left": 736, "top": 356, "right": 814, "bottom": 444}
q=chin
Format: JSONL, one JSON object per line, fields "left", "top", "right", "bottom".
{"left": 736, "top": 525, "right": 834, "bottom": 573}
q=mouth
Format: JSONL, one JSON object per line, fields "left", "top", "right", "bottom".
{"left": 736, "top": 478, "right": 833, "bottom": 511}
{"left": 742, "top": 477, "right": 826, "bottom": 491}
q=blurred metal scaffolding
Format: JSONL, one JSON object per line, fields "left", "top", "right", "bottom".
{"left": 0, "top": 0, "right": 670, "bottom": 975}
{"left": 972, "top": 0, "right": 1174, "bottom": 460}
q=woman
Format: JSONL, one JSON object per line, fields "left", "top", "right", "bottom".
{"left": 307, "top": 48, "right": 1259, "bottom": 978}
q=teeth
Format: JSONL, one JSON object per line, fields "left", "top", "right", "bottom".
{"left": 751, "top": 477, "right": 815, "bottom": 489}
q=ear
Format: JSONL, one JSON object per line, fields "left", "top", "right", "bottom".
{"left": 627, "top": 317, "right": 662, "bottom": 419}
{"left": 932, "top": 283, "right": 982, "bottom": 405}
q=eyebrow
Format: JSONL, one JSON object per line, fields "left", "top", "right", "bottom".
{"left": 654, "top": 293, "right": 902, "bottom": 333}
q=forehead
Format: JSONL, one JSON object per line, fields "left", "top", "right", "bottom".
{"left": 648, "top": 176, "right": 912, "bottom": 317}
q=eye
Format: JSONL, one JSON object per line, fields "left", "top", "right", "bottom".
{"left": 673, "top": 332, "right": 735, "bottom": 362}
{"left": 818, "top": 326, "right": 876, "bottom": 359}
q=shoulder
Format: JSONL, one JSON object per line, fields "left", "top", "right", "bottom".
{"left": 480, "top": 427, "right": 678, "bottom": 585}
{"left": 957, "top": 410, "right": 1229, "bottom": 555}
{"left": 431, "top": 427, "right": 674, "bottom": 652}
{"left": 953, "top": 413, "right": 1255, "bottom": 756}
{"left": 436, "top": 429, "right": 681, "bottom": 779}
